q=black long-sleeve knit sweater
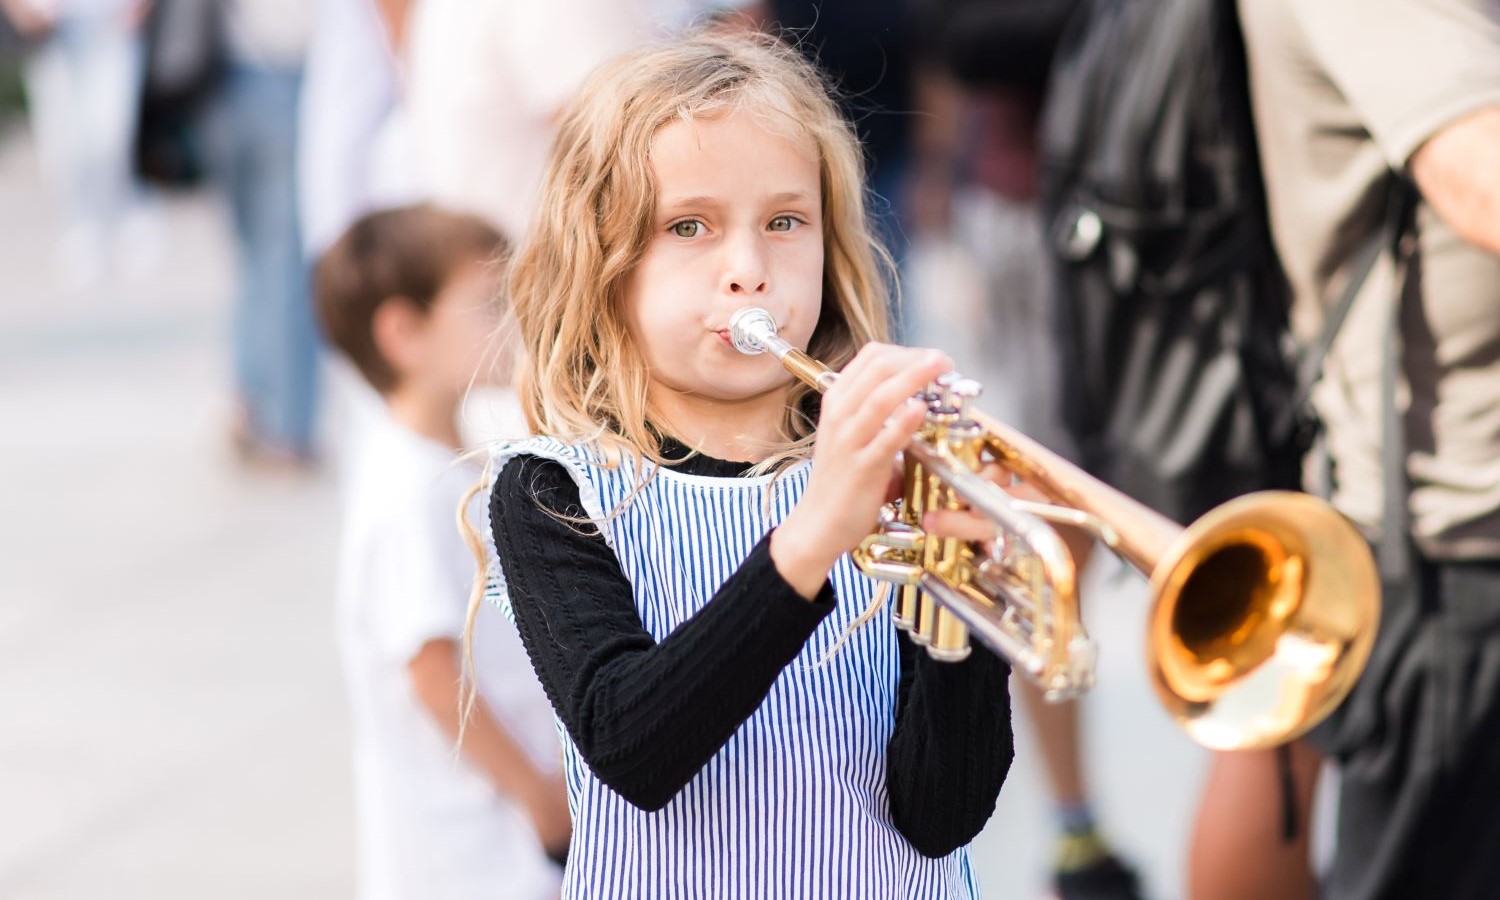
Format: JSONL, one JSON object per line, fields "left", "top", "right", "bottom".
{"left": 489, "top": 445, "right": 1015, "bottom": 858}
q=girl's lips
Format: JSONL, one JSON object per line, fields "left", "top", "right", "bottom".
{"left": 715, "top": 329, "right": 733, "bottom": 346}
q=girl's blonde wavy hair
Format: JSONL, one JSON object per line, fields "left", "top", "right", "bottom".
{"left": 459, "top": 27, "right": 894, "bottom": 732}
{"left": 514, "top": 26, "right": 891, "bottom": 465}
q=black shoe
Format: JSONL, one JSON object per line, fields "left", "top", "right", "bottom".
{"left": 1054, "top": 854, "right": 1146, "bottom": 900}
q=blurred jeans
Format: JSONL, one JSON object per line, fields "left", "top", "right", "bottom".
{"left": 23, "top": 12, "right": 145, "bottom": 263}
{"left": 208, "top": 63, "right": 320, "bottom": 455}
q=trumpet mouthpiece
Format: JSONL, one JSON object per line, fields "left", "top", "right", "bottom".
{"left": 729, "top": 307, "right": 778, "bottom": 356}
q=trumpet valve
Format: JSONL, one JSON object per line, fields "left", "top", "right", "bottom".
{"left": 946, "top": 377, "right": 984, "bottom": 424}
{"left": 892, "top": 584, "right": 918, "bottom": 631}
{"left": 928, "top": 605, "right": 972, "bottom": 662}
{"left": 913, "top": 593, "right": 936, "bottom": 646}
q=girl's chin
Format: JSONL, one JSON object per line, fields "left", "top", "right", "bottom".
{"left": 660, "top": 373, "right": 788, "bottom": 404}
{"left": 714, "top": 375, "right": 798, "bottom": 403}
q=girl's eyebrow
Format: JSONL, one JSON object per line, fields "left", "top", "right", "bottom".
{"left": 768, "top": 190, "right": 814, "bottom": 204}
{"left": 660, "top": 195, "right": 721, "bottom": 211}
{"left": 660, "top": 191, "right": 814, "bottom": 211}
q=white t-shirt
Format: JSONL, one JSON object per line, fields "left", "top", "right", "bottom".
{"left": 335, "top": 410, "right": 562, "bottom": 900}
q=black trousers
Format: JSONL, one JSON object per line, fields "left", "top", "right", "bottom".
{"left": 1311, "top": 554, "right": 1500, "bottom": 900}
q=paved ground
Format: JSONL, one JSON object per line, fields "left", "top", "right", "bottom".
{"left": 0, "top": 121, "right": 1211, "bottom": 899}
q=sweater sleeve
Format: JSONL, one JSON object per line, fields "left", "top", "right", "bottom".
{"left": 490, "top": 454, "right": 836, "bottom": 811}
{"left": 887, "top": 633, "right": 1015, "bottom": 857}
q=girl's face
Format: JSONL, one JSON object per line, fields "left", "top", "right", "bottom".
{"left": 623, "top": 108, "right": 824, "bottom": 410}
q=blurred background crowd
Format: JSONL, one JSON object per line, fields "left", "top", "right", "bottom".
{"left": 3, "top": 0, "right": 1495, "bottom": 898}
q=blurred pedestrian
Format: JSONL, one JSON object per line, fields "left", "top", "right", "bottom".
{"left": 298, "top": 0, "right": 415, "bottom": 261}
{"left": 6, "top": 0, "right": 156, "bottom": 292}
{"left": 1191, "top": 2, "right": 1500, "bottom": 899}
{"left": 906, "top": 0, "right": 1076, "bottom": 449}
{"left": 403, "top": 0, "right": 660, "bottom": 242}
{"left": 317, "top": 204, "right": 569, "bottom": 900}
{"left": 207, "top": 0, "right": 320, "bottom": 468}
{"left": 0, "top": 0, "right": 51, "bottom": 49}
{"left": 403, "top": 0, "right": 717, "bottom": 448}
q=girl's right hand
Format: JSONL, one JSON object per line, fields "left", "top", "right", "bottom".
{"left": 771, "top": 343, "right": 952, "bottom": 599}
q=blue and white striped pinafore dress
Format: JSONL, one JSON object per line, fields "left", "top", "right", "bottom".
{"left": 485, "top": 438, "right": 981, "bottom": 900}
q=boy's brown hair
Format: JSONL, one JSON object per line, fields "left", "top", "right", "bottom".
{"left": 315, "top": 204, "right": 508, "bottom": 394}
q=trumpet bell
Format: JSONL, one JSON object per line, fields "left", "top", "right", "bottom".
{"left": 1149, "top": 491, "right": 1380, "bottom": 750}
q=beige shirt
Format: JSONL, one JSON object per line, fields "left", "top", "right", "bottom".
{"left": 404, "top": 0, "right": 689, "bottom": 242}
{"left": 1239, "top": 0, "right": 1500, "bottom": 559}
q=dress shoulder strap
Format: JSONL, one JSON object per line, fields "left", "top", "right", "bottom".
{"left": 481, "top": 437, "right": 632, "bottom": 618}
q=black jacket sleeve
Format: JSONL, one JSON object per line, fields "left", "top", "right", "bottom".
{"left": 489, "top": 454, "right": 835, "bottom": 812}
{"left": 885, "top": 628, "right": 1015, "bottom": 857}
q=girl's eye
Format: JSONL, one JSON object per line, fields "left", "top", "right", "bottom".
{"left": 768, "top": 216, "right": 799, "bottom": 232}
{"left": 670, "top": 220, "right": 702, "bottom": 238}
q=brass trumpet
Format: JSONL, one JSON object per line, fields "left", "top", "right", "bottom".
{"left": 729, "top": 307, "right": 1379, "bottom": 750}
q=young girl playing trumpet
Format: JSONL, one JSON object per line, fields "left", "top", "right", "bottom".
{"left": 469, "top": 29, "right": 1014, "bottom": 898}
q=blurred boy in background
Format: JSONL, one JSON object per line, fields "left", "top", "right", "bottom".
{"left": 315, "top": 204, "right": 568, "bottom": 900}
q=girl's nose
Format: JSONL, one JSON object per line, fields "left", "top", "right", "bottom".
{"left": 721, "top": 232, "right": 769, "bottom": 295}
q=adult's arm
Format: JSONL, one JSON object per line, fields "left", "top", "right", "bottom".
{"left": 1291, "top": 0, "right": 1500, "bottom": 255}
{"left": 1410, "top": 106, "right": 1500, "bottom": 256}
{"left": 1188, "top": 743, "right": 1324, "bottom": 900}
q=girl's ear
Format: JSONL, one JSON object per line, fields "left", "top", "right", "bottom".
{"left": 371, "top": 296, "right": 429, "bottom": 380}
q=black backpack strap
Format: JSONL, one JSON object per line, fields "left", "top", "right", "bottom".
{"left": 1293, "top": 178, "right": 1416, "bottom": 418}
{"left": 1378, "top": 182, "right": 1419, "bottom": 582}
{"left": 1277, "top": 177, "right": 1416, "bottom": 845}
{"left": 1287, "top": 178, "right": 1417, "bottom": 499}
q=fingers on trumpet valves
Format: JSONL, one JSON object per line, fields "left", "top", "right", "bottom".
{"left": 835, "top": 344, "right": 950, "bottom": 401}
{"left": 980, "top": 461, "right": 1027, "bottom": 493}
{"left": 920, "top": 507, "right": 1002, "bottom": 545}
{"left": 833, "top": 356, "right": 948, "bottom": 451}
{"left": 896, "top": 367, "right": 986, "bottom": 437}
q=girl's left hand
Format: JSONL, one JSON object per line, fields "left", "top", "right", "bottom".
{"left": 921, "top": 462, "right": 1026, "bottom": 544}
{"left": 922, "top": 464, "right": 1097, "bottom": 570}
